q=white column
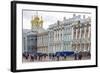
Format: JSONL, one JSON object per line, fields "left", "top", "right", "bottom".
{"left": 89, "top": 26, "right": 91, "bottom": 39}
{"left": 72, "top": 27, "right": 74, "bottom": 40}
{"left": 79, "top": 28, "right": 81, "bottom": 39}
{"left": 76, "top": 29, "right": 77, "bottom": 40}
{"left": 62, "top": 29, "right": 64, "bottom": 40}
{"left": 57, "top": 30, "right": 59, "bottom": 40}
{"left": 55, "top": 30, "right": 58, "bottom": 41}
{"left": 84, "top": 27, "right": 86, "bottom": 39}
{"left": 55, "top": 30, "right": 57, "bottom": 41}
{"left": 54, "top": 31, "right": 55, "bottom": 41}
{"left": 59, "top": 30, "right": 60, "bottom": 41}
{"left": 79, "top": 28, "right": 81, "bottom": 52}
{"left": 48, "top": 32, "right": 50, "bottom": 53}
{"left": 25, "top": 36, "right": 28, "bottom": 52}
{"left": 62, "top": 28, "right": 64, "bottom": 51}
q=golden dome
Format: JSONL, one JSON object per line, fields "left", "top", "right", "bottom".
{"left": 31, "top": 15, "right": 44, "bottom": 28}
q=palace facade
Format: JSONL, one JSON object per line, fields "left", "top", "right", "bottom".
{"left": 22, "top": 14, "right": 91, "bottom": 56}
{"left": 72, "top": 16, "right": 91, "bottom": 53}
{"left": 48, "top": 19, "right": 72, "bottom": 54}
{"left": 37, "top": 31, "right": 48, "bottom": 54}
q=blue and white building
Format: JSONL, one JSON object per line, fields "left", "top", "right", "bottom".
{"left": 22, "top": 14, "right": 91, "bottom": 56}
{"left": 22, "top": 29, "right": 37, "bottom": 53}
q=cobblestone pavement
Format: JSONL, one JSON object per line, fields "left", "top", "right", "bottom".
{"left": 22, "top": 56, "right": 91, "bottom": 63}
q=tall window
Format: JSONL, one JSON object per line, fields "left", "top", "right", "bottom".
{"left": 61, "top": 33, "right": 62, "bottom": 40}
{"left": 58, "top": 32, "right": 59, "bottom": 40}
{"left": 77, "top": 28, "right": 80, "bottom": 39}
{"left": 73, "top": 29, "right": 76, "bottom": 39}
{"left": 86, "top": 26, "right": 89, "bottom": 38}
{"left": 81, "top": 28, "right": 84, "bottom": 38}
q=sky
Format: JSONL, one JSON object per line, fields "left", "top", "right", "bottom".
{"left": 23, "top": 10, "right": 91, "bottom": 30}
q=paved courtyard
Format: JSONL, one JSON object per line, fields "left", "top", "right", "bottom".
{"left": 22, "top": 56, "right": 91, "bottom": 63}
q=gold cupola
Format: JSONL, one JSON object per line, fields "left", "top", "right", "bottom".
{"left": 31, "top": 12, "right": 44, "bottom": 30}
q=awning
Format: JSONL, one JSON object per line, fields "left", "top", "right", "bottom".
{"left": 55, "top": 51, "right": 74, "bottom": 56}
